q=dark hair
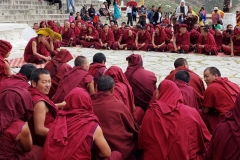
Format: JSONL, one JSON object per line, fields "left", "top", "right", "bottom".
{"left": 93, "top": 53, "right": 106, "bottom": 63}
{"left": 141, "top": 5, "right": 144, "bottom": 8}
{"left": 140, "top": 26, "right": 146, "bottom": 30}
{"left": 201, "top": 7, "right": 204, "bottom": 10}
{"left": 226, "top": 29, "right": 232, "bottom": 34}
{"left": 204, "top": 67, "right": 221, "bottom": 77}
{"left": 203, "top": 27, "right": 208, "bottom": 33}
{"left": 30, "top": 68, "right": 50, "bottom": 84}
{"left": 70, "top": 12, "right": 73, "bottom": 16}
{"left": 121, "top": 22, "right": 126, "bottom": 24}
{"left": 76, "top": 12, "right": 80, "bottom": 14}
{"left": 217, "top": 20, "right": 221, "bottom": 24}
{"left": 124, "top": 24, "right": 130, "bottom": 28}
{"left": 74, "top": 56, "right": 87, "bottom": 66}
{"left": 174, "top": 58, "right": 188, "bottom": 68}
{"left": 34, "top": 23, "right": 38, "bottom": 25}
{"left": 97, "top": 76, "right": 115, "bottom": 91}
{"left": 175, "top": 70, "right": 190, "bottom": 83}
{"left": 152, "top": 5, "right": 155, "bottom": 8}
{"left": 167, "top": 24, "right": 172, "bottom": 27}
{"left": 227, "top": 24, "right": 233, "bottom": 29}
{"left": 19, "top": 64, "right": 37, "bottom": 80}
{"left": 104, "top": 24, "right": 109, "bottom": 27}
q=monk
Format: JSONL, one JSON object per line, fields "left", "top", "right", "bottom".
{"left": 139, "top": 80, "right": 211, "bottom": 160}
{"left": 24, "top": 28, "right": 52, "bottom": 64}
{"left": 174, "top": 70, "right": 198, "bottom": 110}
{"left": 47, "top": 20, "right": 59, "bottom": 33}
{"left": 112, "top": 29, "right": 135, "bottom": 50}
{"left": 44, "top": 49, "right": 73, "bottom": 99}
{"left": 60, "top": 21, "right": 76, "bottom": 47}
{"left": 190, "top": 24, "right": 201, "bottom": 51}
{"left": 52, "top": 56, "right": 94, "bottom": 103}
{"left": 125, "top": 54, "right": 157, "bottom": 111}
{"left": 42, "top": 87, "right": 121, "bottom": 160}
{"left": 230, "top": 29, "right": 240, "bottom": 56}
{"left": 0, "top": 63, "right": 36, "bottom": 92}
{"left": 79, "top": 23, "right": 88, "bottom": 40}
{"left": 222, "top": 29, "right": 232, "bottom": 54}
{"left": 164, "top": 24, "right": 173, "bottom": 43}
{"left": 79, "top": 24, "right": 99, "bottom": 48}
{"left": 132, "top": 26, "right": 151, "bottom": 51}
{"left": 149, "top": 25, "right": 168, "bottom": 52}
{"left": 168, "top": 24, "right": 190, "bottom": 53}
{"left": 165, "top": 58, "right": 205, "bottom": 108}
{"left": 70, "top": 22, "right": 80, "bottom": 37}
{"left": 0, "top": 40, "right": 12, "bottom": 81}
{"left": 89, "top": 52, "right": 106, "bottom": 88}
{"left": 145, "top": 23, "right": 154, "bottom": 35}
{"left": 207, "top": 93, "right": 240, "bottom": 160}
{"left": 0, "top": 87, "right": 33, "bottom": 159}
{"left": 28, "top": 68, "right": 58, "bottom": 147}
{"left": 95, "top": 24, "right": 115, "bottom": 49}
{"left": 213, "top": 29, "right": 223, "bottom": 51}
{"left": 92, "top": 76, "right": 139, "bottom": 160}
{"left": 201, "top": 67, "right": 240, "bottom": 134}
{"left": 195, "top": 27, "right": 218, "bottom": 55}
{"left": 112, "top": 23, "right": 123, "bottom": 42}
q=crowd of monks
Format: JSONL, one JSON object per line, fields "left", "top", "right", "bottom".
{"left": 1, "top": 16, "right": 240, "bottom": 159}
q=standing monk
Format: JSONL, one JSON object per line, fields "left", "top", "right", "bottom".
{"left": 24, "top": 28, "right": 53, "bottom": 64}
{"left": 52, "top": 56, "right": 94, "bottom": 103}
{"left": 28, "top": 68, "right": 58, "bottom": 147}
{"left": 112, "top": 29, "right": 135, "bottom": 50}
{"left": 139, "top": 80, "right": 211, "bottom": 160}
{"left": 95, "top": 24, "right": 115, "bottom": 49}
{"left": 44, "top": 49, "right": 73, "bottom": 99}
{"left": 125, "top": 54, "right": 157, "bottom": 111}
{"left": 165, "top": 58, "right": 205, "bottom": 108}
{"left": 213, "top": 29, "right": 223, "bottom": 52}
{"left": 202, "top": 67, "right": 240, "bottom": 134}
{"left": 60, "top": 21, "right": 76, "bottom": 47}
{"left": 0, "top": 64, "right": 36, "bottom": 92}
{"left": 79, "top": 24, "right": 99, "bottom": 48}
{"left": 149, "top": 25, "right": 168, "bottom": 52}
{"left": 0, "top": 40, "right": 12, "bottom": 81}
{"left": 195, "top": 27, "right": 218, "bottom": 55}
{"left": 168, "top": 24, "right": 190, "bottom": 53}
{"left": 132, "top": 26, "right": 151, "bottom": 51}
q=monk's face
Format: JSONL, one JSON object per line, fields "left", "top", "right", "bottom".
{"left": 104, "top": 25, "right": 109, "bottom": 32}
{"left": 113, "top": 25, "right": 118, "bottom": 31}
{"left": 236, "top": 34, "right": 240, "bottom": 40}
{"left": 180, "top": 27, "right": 187, "bottom": 34}
{"left": 215, "top": 30, "right": 221, "bottom": 36}
{"left": 32, "top": 74, "right": 51, "bottom": 95}
{"left": 88, "top": 27, "right": 93, "bottom": 33}
{"left": 128, "top": 30, "right": 133, "bottom": 37}
{"left": 227, "top": 25, "right": 233, "bottom": 30}
{"left": 64, "top": 22, "right": 70, "bottom": 28}
{"left": 82, "top": 25, "right": 87, "bottom": 30}
{"left": 140, "top": 29, "right": 145, "bottom": 34}
{"left": 70, "top": 23, "right": 75, "bottom": 28}
{"left": 33, "top": 24, "right": 39, "bottom": 30}
{"left": 204, "top": 70, "right": 217, "bottom": 86}
{"left": 110, "top": 22, "right": 114, "bottom": 26}
{"left": 77, "top": 23, "right": 81, "bottom": 28}
{"left": 193, "top": 24, "right": 199, "bottom": 30}
{"left": 83, "top": 60, "right": 90, "bottom": 71}
{"left": 147, "top": 26, "right": 150, "bottom": 31}
{"left": 155, "top": 27, "right": 159, "bottom": 33}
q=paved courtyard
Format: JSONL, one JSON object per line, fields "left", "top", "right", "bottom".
{"left": 10, "top": 47, "right": 240, "bottom": 87}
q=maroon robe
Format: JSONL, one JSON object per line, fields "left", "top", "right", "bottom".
{"left": 79, "top": 25, "right": 99, "bottom": 48}
{"left": 168, "top": 31, "right": 190, "bottom": 53}
{"left": 226, "top": 36, "right": 240, "bottom": 55}
{"left": 28, "top": 87, "right": 58, "bottom": 147}
{"left": 139, "top": 80, "right": 211, "bottom": 160}
{"left": 132, "top": 30, "right": 151, "bottom": 51}
{"left": 214, "top": 33, "right": 223, "bottom": 51}
{"left": 195, "top": 33, "right": 218, "bottom": 55}
{"left": 222, "top": 33, "right": 231, "bottom": 54}
{"left": 112, "top": 28, "right": 123, "bottom": 41}
{"left": 52, "top": 66, "right": 93, "bottom": 103}
{"left": 0, "top": 56, "right": 6, "bottom": 82}
{"left": 190, "top": 29, "right": 200, "bottom": 46}
{"left": 149, "top": 25, "right": 168, "bottom": 51}
{"left": 44, "top": 49, "right": 73, "bottom": 99}
{"left": 24, "top": 37, "right": 51, "bottom": 64}
{"left": 88, "top": 63, "right": 106, "bottom": 87}
{"left": 92, "top": 92, "right": 139, "bottom": 160}
{"left": 61, "top": 28, "right": 76, "bottom": 47}
{"left": 47, "top": 20, "right": 59, "bottom": 33}
{"left": 95, "top": 30, "right": 115, "bottom": 49}
{"left": 164, "top": 28, "right": 173, "bottom": 43}
{"left": 112, "top": 30, "right": 136, "bottom": 50}
{"left": 165, "top": 66, "right": 205, "bottom": 108}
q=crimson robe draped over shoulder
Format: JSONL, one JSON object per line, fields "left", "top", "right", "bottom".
{"left": 232, "top": 36, "right": 240, "bottom": 55}
{"left": 52, "top": 66, "right": 93, "bottom": 103}
{"left": 48, "top": 20, "right": 59, "bottom": 33}
{"left": 190, "top": 29, "right": 200, "bottom": 45}
{"left": 0, "top": 56, "right": 6, "bottom": 82}
{"left": 112, "top": 28, "right": 123, "bottom": 41}
{"left": 89, "top": 63, "right": 106, "bottom": 87}
{"left": 122, "top": 30, "right": 135, "bottom": 45}
{"left": 136, "top": 30, "right": 151, "bottom": 44}
{"left": 164, "top": 28, "right": 173, "bottom": 42}
{"left": 92, "top": 92, "right": 139, "bottom": 160}
{"left": 42, "top": 88, "right": 99, "bottom": 160}
{"left": 153, "top": 25, "right": 167, "bottom": 45}
{"left": 100, "top": 30, "right": 115, "bottom": 44}
{"left": 61, "top": 28, "right": 76, "bottom": 47}
{"left": 44, "top": 49, "right": 73, "bottom": 99}
{"left": 125, "top": 54, "right": 157, "bottom": 111}
{"left": 80, "top": 25, "right": 99, "bottom": 48}
{"left": 165, "top": 66, "right": 205, "bottom": 108}
{"left": 207, "top": 93, "right": 240, "bottom": 160}
{"left": 139, "top": 80, "right": 211, "bottom": 160}
{"left": 214, "top": 33, "right": 223, "bottom": 50}
{"left": 195, "top": 33, "right": 218, "bottom": 55}
{"left": 28, "top": 87, "right": 58, "bottom": 147}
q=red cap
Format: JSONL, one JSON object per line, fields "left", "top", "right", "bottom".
{"left": 180, "top": 24, "right": 188, "bottom": 28}
{"left": 0, "top": 40, "right": 12, "bottom": 56}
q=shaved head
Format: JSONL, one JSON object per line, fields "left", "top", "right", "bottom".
{"left": 174, "top": 58, "right": 188, "bottom": 68}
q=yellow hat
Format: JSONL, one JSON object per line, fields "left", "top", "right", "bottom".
{"left": 36, "top": 28, "right": 53, "bottom": 36}
{"left": 52, "top": 32, "right": 62, "bottom": 41}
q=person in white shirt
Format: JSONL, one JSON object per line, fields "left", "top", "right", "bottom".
{"left": 176, "top": 0, "right": 188, "bottom": 24}
{"left": 126, "top": 4, "right": 133, "bottom": 26}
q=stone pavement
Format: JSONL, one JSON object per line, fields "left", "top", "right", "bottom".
{"left": 10, "top": 47, "right": 240, "bottom": 87}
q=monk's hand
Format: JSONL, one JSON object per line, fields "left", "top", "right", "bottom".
{"left": 44, "top": 56, "right": 51, "bottom": 61}
{"left": 177, "top": 46, "right": 181, "bottom": 50}
{"left": 153, "top": 44, "right": 157, "bottom": 48}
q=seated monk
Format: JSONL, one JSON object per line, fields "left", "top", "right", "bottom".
{"left": 79, "top": 24, "right": 99, "bottom": 48}
{"left": 213, "top": 29, "right": 223, "bottom": 52}
{"left": 52, "top": 56, "right": 94, "bottom": 103}
{"left": 0, "top": 64, "right": 36, "bottom": 92}
{"left": 92, "top": 76, "right": 139, "bottom": 160}
{"left": 145, "top": 23, "right": 154, "bottom": 35}
{"left": 201, "top": 67, "right": 240, "bottom": 134}
{"left": 132, "top": 26, "right": 151, "bottom": 51}
{"left": 168, "top": 24, "right": 190, "bottom": 53}
{"left": 60, "top": 21, "right": 76, "bottom": 47}
{"left": 195, "top": 27, "right": 218, "bottom": 55}
{"left": 24, "top": 28, "right": 53, "bottom": 64}
{"left": 44, "top": 49, "right": 73, "bottom": 99}
{"left": 47, "top": 20, "right": 59, "bottom": 33}
{"left": 165, "top": 58, "right": 205, "bottom": 108}
{"left": 207, "top": 93, "right": 240, "bottom": 160}
{"left": 42, "top": 87, "right": 122, "bottom": 160}
{"left": 112, "top": 23, "right": 123, "bottom": 43}
{"left": 95, "top": 24, "right": 115, "bottom": 49}
{"left": 164, "top": 24, "right": 173, "bottom": 43}
{"left": 125, "top": 54, "right": 157, "bottom": 111}
{"left": 190, "top": 24, "right": 201, "bottom": 51}
{"left": 28, "top": 68, "right": 58, "bottom": 147}
{"left": 89, "top": 52, "right": 106, "bottom": 88}
{"left": 70, "top": 22, "right": 80, "bottom": 38}
{"left": 222, "top": 29, "right": 232, "bottom": 54}
{"left": 230, "top": 29, "right": 240, "bottom": 56}
{"left": 0, "top": 40, "right": 13, "bottom": 81}
{"left": 174, "top": 70, "right": 198, "bottom": 110}
{"left": 139, "top": 80, "right": 211, "bottom": 160}
{"left": 149, "top": 25, "right": 168, "bottom": 52}
{"left": 112, "top": 29, "right": 135, "bottom": 50}
{"left": 46, "top": 32, "right": 62, "bottom": 56}
{"left": 0, "top": 87, "right": 34, "bottom": 159}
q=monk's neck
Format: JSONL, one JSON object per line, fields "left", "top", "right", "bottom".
{"left": 64, "top": 27, "right": 69, "bottom": 31}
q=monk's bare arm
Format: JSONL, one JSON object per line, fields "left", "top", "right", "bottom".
{"left": 99, "top": 39, "right": 103, "bottom": 46}
{"left": 42, "top": 38, "right": 51, "bottom": 51}
{"left": 135, "top": 34, "right": 138, "bottom": 46}
{"left": 49, "top": 38, "right": 54, "bottom": 51}
{"left": 32, "top": 41, "right": 47, "bottom": 59}
{"left": 152, "top": 33, "right": 156, "bottom": 47}
{"left": 93, "top": 126, "right": 111, "bottom": 157}
{"left": 33, "top": 101, "right": 49, "bottom": 136}
{"left": 202, "top": 106, "right": 210, "bottom": 113}
{"left": 117, "top": 36, "right": 122, "bottom": 46}
{"left": 230, "top": 39, "right": 234, "bottom": 56}
{"left": 4, "top": 61, "right": 12, "bottom": 76}
{"left": 88, "top": 80, "right": 95, "bottom": 96}
{"left": 17, "top": 123, "right": 32, "bottom": 152}
{"left": 55, "top": 101, "right": 66, "bottom": 109}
